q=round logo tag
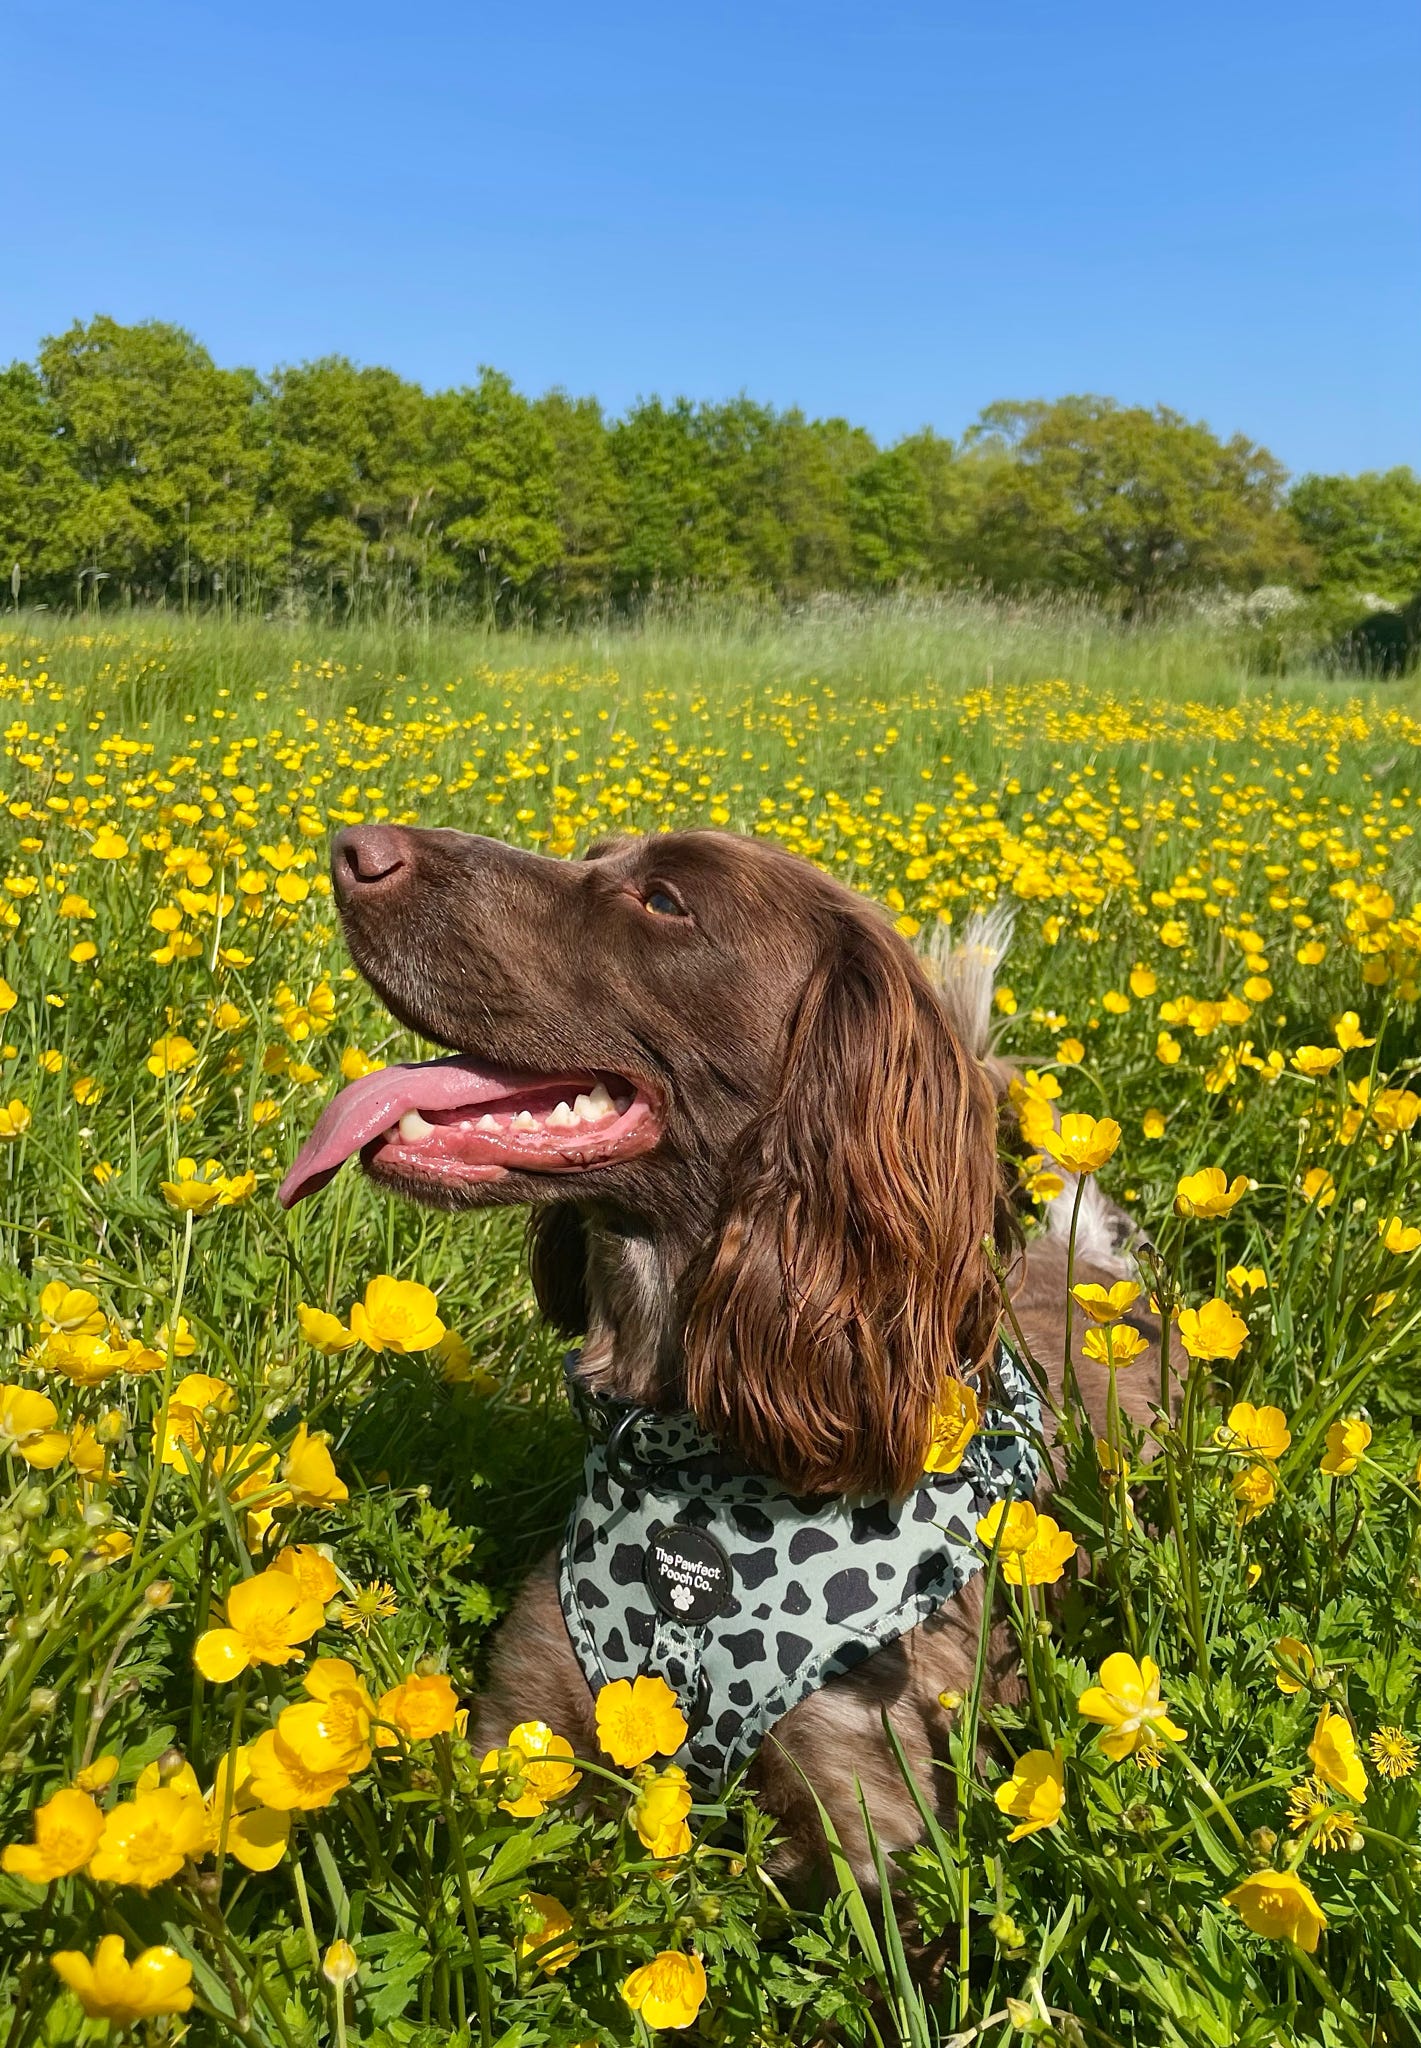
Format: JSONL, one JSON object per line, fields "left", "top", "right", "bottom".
{"left": 644, "top": 1522, "right": 734, "bottom": 1624}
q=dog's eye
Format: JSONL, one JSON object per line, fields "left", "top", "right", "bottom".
{"left": 644, "top": 888, "right": 687, "bottom": 918}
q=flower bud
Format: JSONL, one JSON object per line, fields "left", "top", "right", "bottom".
{"left": 26, "top": 1687, "right": 57, "bottom": 1718}
{"left": 156, "top": 1746, "right": 187, "bottom": 1784}
{"left": 19, "top": 1487, "right": 47, "bottom": 1521}
{"left": 145, "top": 1579, "right": 174, "bottom": 1609}
{"left": 322, "top": 1940, "right": 358, "bottom": 1987}
{"left": 96, "top": 1410, "right": 126, "bottom": 1444}
{"left": 1248, "top": 1826, "right": 1277, "bottom": 1866}
{"left": 937, "top": 1689, "right": 963, "bottom": 1713}
{"left": 990, "top": 1910, "right": 1025, "bottom": 1953}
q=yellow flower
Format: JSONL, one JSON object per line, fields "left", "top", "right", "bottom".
{"left": 322, "top": 1939, "right": 359, "bottom": 1988}
{"left": 1273, "top": 1637, "right": 1315, "bottom": 1695}
{"left": 348, "top": 1275, "right": 445, "bottom": 1354}
{"left": 51, "top": 1937, "right": 194, "bottom": 2024}
{"left": 620, "top": 1950, "right": 708, "bottom": 2030}
{"left": 1217, "top": 1402, "right": 1290, "bottom": 1460}
{"left": 633, "top": 1764, "right": 694, "bottom": 1858}
{"left": 595, "top": 1675, "right": 689, "bottom": 1768}
{"left": 277, "top": 1659, "right": 377, "bottom": 1776}
{"left": 39, "top": 1282, "right": 105, "bottom": 1336}
{"left": 75, "top": 1755, "right": 120, "bottom": 1793}
{"left": 1177, "top": 1298, "right": 1248, "bottom": 1362}
{"left": 1077, "top": 1653, "right": 1187, "bottom": 1762}
{"left": 1232, "top": 1464, "right": 1276, "bottom": 1523}
{"left": 282, "top": 1422, "right": 349, "bottom": 1506}
{"left": 0, "top": 975, "right": 14, "bottom": 1012}
{"left": 1333, "top": 1012, "right": 1374, "bottom": 1050}
{"left": 193, "top": 1567, "right": 327, "bottom": 1682}
{"left": 1368, "top": 1726, "right": 1419, "bottom": 1781}
{"left": 0, "top": 1384, "right": 70, "bottom": 1468}
{"left": 1142, "top": 1108, "right": 1166, "bottom": 1139}
{"left": 1038, "top": 1112, "right": 1120, "bottom": 1174}
{"left": 1309, "top": 1710, "right": 1368, "bottom": 1802}
{"left": 1156, "top": 1031, "right": 1181, "bottom": 1065}
{"left": 1057, "top": 1037, "right": 1085, "bottom": 1064}
{"left": 1129, "top": 966, "right": 1157, "bottom": 998}
{"left": 1012, "top": 1513, "right": 1076, "bottom": 1587}
{"left": 1378, "top": 1216, "right": 1421, "bottom": 1255}
{"left": 340, "top": 1047, "right": 386, "bottom": 1081}
{"left": 155, "top": 1372, "right": 236, "bottom": 1468}
{"left": 88, "top": 827, "right": 130, "bottom": 861}
{"left": 0, "top": 1099, "right": 32, "bottom": 1140}
{"left": 270, "top": 1544, "right": 341, "bottom": 1605}
{"left": 520, "top": 1893, "right": 578, "bottom": 1974}
{"left": 1070, "top": 1280, "right": 1142, "bottom": 1324}
{"left": 297, "top": 1303, "right": 358, "bottom": 1354}
{"left": 377, "top": 1672, "right": 460, "bottom": 1742}
{"left": 1300, "top": 1167, "right": 1336, "bottom": 1209}
{"left": 1225, "top": 1868, "right": 1326, "bottom": 1952}
{"left": 1174, "top": 1167, "right": 1248, "bottom": 1219}
{"left": 244, "top": 1728, "right": 351, "bottom": 1812}
{"left": 1321, "top": 1416, "right": 1370, "bottom": 1477}
{"left": 208, "top": 1746, "right": 292, "bottom": 1871}
{"left": 1021, "top": 1154, "right": 1066, "bottom": 1203}
{"left": 87, "top": 1784, "right": 209, "bottom": 1887}
{"left": 146, "top": 1034, "right": 198, "bottom": 1077}
{"left": 1081, "top": 1324, "right": 1149, "bottom": 1369}
{"left": 2, "top": 1788, "right": 104, "bottom": 1882}
{"left": 1291, "top": 1046, "right": 1343, "bottom": 1078}
{"left": 976, "top": 1498, "right": 1038, "bottom": 1556}
{"left": 994, "top": 1745, "right": 1065, "bottom": 1841}
{"left": 1226, "top": 1264, "right": 1268, "bottom": 1296}
{"left": 923, "top": 1379, "right": 979, "bottom": 1474}
{"left": 480, "top": 1720, "right": 581, "bottom": 1816}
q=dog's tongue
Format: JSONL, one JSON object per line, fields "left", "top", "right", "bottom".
{"left": 278, "top": 1056, "right": 519, "bottom": 1209}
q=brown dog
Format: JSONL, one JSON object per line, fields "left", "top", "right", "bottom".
{"left": 281, "top": 824, "right": 1160, "bottom": 1881}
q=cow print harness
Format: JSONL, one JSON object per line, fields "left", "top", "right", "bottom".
{"left": 558, "top": 1344, "right": 1042, "bottom": 1791}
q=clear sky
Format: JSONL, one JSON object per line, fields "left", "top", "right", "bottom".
{"left": 8, "top": 0, "right": 1419, "bottom": 476}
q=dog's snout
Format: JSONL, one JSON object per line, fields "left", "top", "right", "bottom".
{"left": 332, "top": 824, "right": 410, "bottom": 901}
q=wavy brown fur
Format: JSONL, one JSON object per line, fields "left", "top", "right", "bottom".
{"left": 682, "top": 906, "right": 1002, "bottom": 1497}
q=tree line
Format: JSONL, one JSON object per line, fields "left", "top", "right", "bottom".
{"left": 2, "top": 315, "right": 1419, "bottom": 627}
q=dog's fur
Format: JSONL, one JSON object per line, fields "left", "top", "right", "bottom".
{"left": 328, "top": 822, "right": 1162, "bottom": 1880}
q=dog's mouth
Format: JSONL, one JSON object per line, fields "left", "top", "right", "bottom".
{"left": 277, "top": 1056, "right": 663, "bottom": 1209}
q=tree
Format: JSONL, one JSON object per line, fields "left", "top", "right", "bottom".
{"left": 38, "top": 317, "right": 268, "bottom": 606}
{"left": 610, "top": 399, "right": 742, "bottom": 594}
{"left": 0, "top": 364, "right": 81, "bottom": 605}
{"left": 534, "top": 392, "right": 627, "bottom": 608}
{"left": 266, "top": 357, "right": 436, "bottom": 610}
{"left": 1288, "top": 469, "right": 1421, "bottom": 604}
{"left": 428, "top": 371, "right": 562, "bottom": 612}
{"left": 962, "top": 396, "right": 1300, "bottom": 612}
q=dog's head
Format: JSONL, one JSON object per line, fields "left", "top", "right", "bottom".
{"left": 282, "top": 825, "right": 1003, "bottom": 1495}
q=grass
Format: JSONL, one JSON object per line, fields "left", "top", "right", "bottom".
{"left": 0, "top": 602, "right": 1418, "bottom": 2046}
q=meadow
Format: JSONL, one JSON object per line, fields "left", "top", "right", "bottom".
{"left": 0, "top": 602, "right": 1418, "bottom": 2047}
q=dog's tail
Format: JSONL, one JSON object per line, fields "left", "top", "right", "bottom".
{"left": 924, "top": 904, "right": 1015, "bottom": 1061}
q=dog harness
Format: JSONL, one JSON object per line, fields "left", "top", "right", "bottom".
{"left": 558, "top": 1344, "right": 1042, "bottom": 1790}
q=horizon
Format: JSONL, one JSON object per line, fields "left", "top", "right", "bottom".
{"left": 8, "top": 0, "right": 1421, "bottom": 479}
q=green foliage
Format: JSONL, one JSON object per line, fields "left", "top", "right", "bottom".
{"left": 4, "top": 319, "right": 1417, "bottom": 645}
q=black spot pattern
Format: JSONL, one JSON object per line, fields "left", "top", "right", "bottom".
{"left": 557, "top": 1343, "right": 1041, "bottom": 1792}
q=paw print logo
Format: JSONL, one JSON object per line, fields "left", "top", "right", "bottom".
{"left": 670, "top": 1584, "right": 695, "bottom": 1613}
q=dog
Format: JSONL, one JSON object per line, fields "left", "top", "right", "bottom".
{"left": 280, "top": 823, "right": 1162, "bottom": 1883}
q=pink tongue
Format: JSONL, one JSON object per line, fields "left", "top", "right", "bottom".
{"left": 278, "top": 1057, "right": 525, "bottom": 1209}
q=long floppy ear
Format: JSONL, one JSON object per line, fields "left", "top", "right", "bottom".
{"left": 528, "top": 1202, "right": 589, "bottom": 1336}
{"left": 681, "top": 908, "right": 1002, "bottom": 1498}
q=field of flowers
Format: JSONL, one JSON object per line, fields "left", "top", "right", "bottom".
{"left": 0, "top": 620, "right": 1418, "bottom": 2047}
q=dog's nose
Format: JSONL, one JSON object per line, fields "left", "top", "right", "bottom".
{"left": 331, "top": 825, "right": 409, "bottom": 902}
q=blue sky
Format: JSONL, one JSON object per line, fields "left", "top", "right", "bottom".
{"left": 8, "top": 0, "right": 1419, "bottom": 475}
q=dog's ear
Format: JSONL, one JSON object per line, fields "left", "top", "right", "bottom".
{"left": 528, "top": 1202, "right": 589, "bottom": 1335}
{"left": 682, "top": 909, "right": 1001, "bottom": 1497}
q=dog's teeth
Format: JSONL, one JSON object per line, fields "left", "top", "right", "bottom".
{"left": 586, "top": 1082, "right": 615, "bottom": 1118}
{"left": 477, "top": 1114, "right": 499, "bottom": 1132}
{"left": 546, "top": 1101, "right": 578, "bottom": 1129}
{"left": 512, "top": 1109, "right": 538, "bottom": 1130}
{"left": 612, "top": 1092, "right": 632, "bottom": 1115}
{"left": 398, "top": 1109, "right": 435, "bottom": 1144}
{"left": 572, "top": 1093, "right": 598, "bottom": 1123}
